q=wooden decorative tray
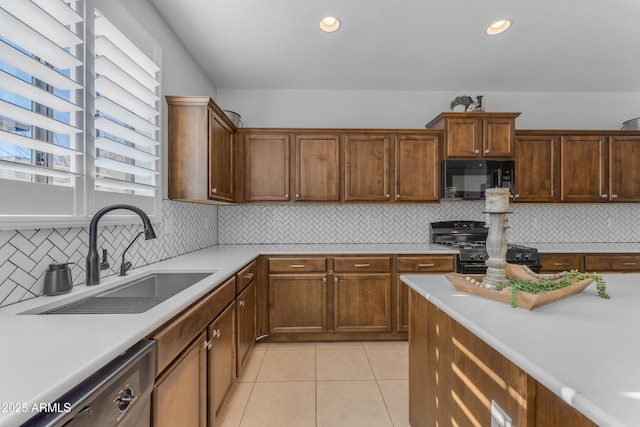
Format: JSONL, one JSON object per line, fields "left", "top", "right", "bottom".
{"left": 444, "top": 265, "right": 595, "bottom": 310}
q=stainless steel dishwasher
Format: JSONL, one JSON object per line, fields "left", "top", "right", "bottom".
{"left": 22, "top": 340, "right": 156, "bottom": 427}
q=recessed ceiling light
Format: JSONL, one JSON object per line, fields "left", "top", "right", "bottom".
{"left": 320, "top": 16, "right": 341, "bottom": 33}
{"left": 486, "top": 19, "right": 512, "bottom": 35}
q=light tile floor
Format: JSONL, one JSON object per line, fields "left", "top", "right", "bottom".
{"left": 217, "top": 341, "right": 409, "bottom": 427}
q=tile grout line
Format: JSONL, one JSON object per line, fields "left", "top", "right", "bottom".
{"left": 363, "top": 343, "right": 397, "bottom": 427}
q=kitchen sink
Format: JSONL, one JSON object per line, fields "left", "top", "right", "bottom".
{"left": 39, "top": 272, "right": 215, "bottom": 314}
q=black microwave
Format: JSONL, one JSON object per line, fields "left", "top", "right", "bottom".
{"left": 441, "top": 160, "right": 514, "bottom": 200}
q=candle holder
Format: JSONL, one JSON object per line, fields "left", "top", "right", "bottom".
{"left": 481, "top": 188, "right": 511, "bottom": 289}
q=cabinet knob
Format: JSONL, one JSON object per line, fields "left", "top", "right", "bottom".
{"left": 612, "top": 193, "right": 618, "bottom": 198}
{"left": 211, "top": 187, "right": 217, "bottom": 193}
{"left": 296, "top": 194, "right": 300, "bottom": 199}
{"left": 396, "top": 194, "right": 400, "bottom": 199}
{"left": 386, "top": 194, "right": 390, "bottom": 198}
{"left": 601, "top": 194, "right": 608, "bottom": 198}
{"left": 514, "top": 194, "right": 520, "bottom": 199}
{"left": 474, "top": 149, "right": 480, "bottom": 154}
{"left": 285, "top": 193, "right": 289, "bottom": 198}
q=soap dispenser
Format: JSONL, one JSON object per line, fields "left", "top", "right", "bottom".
{"left": 43, "top": 262, "right": 74, "bottom": 296}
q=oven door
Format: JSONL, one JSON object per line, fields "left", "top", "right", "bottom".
{"left": 456, "top": 262, "right": 488, "bottom": 275}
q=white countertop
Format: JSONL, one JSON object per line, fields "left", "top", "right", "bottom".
{"left": 0, "top": 243, "right": 453, "bottom": 426}
{"left": 517, "top": 242, "right": 640, "bottom": 254}
{"left": 401, "top": 273, "right": 640, "bottom": 427}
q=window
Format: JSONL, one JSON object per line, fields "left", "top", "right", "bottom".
{"left": 0, "top": 1, "right": 161, "bottom": 227}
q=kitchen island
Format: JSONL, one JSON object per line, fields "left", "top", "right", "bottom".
{"left": 401, "top": 273, "right": 640, "bottom": 427}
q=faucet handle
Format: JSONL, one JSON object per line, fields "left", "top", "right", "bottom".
{"left": 100, "top": 248, "right": 110, "bottom": 270}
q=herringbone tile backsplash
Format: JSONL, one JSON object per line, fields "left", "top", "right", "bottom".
{"left": 2, "top": 200, "right": 638, "bottom": 307}
{"left": 217, "top": 202, "right": 640, "bottom": 244}
{"left": 0, "top": 200, "right": 217, "bottom": 307}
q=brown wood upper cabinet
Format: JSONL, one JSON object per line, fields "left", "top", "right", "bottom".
{"left": 560, "top": 135, "right": 608, "bottom": 202}
{"left": 295, "top": 134, "right": 340, "bottom": 201}
{"left": 513, "top": 133, "right": 559, "bottom": 202}
{"left": 243, "top": 133, "right": 290, "bottom": 201}
{"left": 395, "top": 133, "right": 439, "bottom": 202}
{"left": 609, "top": 135, "right": 640, "bottom": 201}
{"left": 167, "top": 96, "right": 236, "bottom": 204}
{"left": 343, "top": 133, "right": 391, "bottom": 201}
{"left": 426, "top": 112, "right": 520, "bottom": 159}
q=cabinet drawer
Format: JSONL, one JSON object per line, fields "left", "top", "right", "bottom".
{"left": 333, "top": 256, "right": 391, "bottom": 273}
{"left": 585, "top": 255, "right": 640, "bottom": 272}
{"left": 540, "top": 253, "right": 582, "bottom": 272}
{"left": 236, "top": 259, "right": 257, "bottom": 293}
{"left": 269, "top": 257, "right": 327, "bottom": 273}
{"left": 152, "top": 276, "right": 236, "bottom": 375}
{"left": 397, "top": 255, "right": 455, "bottom": 273}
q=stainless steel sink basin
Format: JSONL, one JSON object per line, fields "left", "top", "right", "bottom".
{"left": 41, "top": 272, "right": 214, "bottom": 314}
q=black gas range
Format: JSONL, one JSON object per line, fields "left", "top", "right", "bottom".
{"left": 430, "top": 220, "right": 541, "bottom": 274}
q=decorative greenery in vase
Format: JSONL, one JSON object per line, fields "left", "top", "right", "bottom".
{"left": 449, "top": 95, "right": 474, "bottom": 111}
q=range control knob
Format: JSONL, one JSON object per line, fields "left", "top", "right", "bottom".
{"left": 524, "top": 253, "right": 532, "bottom": 261}
{"left": 514, "top": 253, "right": 523, "bottom": 261}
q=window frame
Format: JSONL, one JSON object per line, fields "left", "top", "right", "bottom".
{"left": 0, "top": 0, "right": 162, "bottom": 230}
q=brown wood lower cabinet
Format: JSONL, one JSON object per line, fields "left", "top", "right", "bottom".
{"left": 208, "top": 302, "right": 236, "bottom": 424}
{"left": 585, "top": 254, "right": 640, "bottom": 272}
{"left": 409, "top": 288, "right": 596, "bottom": 427}
{"left": 397, "top": 255, "right": 456, "bottom": 331}
{"left": 150, "top": 276, "right": 237, "bottom": 427}
{"left": 539, "top": 253, "right": 583, "bottom": 272}
{"left": 153, "top": 331, "right": 207, "bottom": 427}
{"left": 268, "top": 273, "right": 328, "bottom": 333}
{"left": 236, "top": 279, "right": 257, "bottom": 374}
{"left": 333, "top": 273, "right": 391, "bottom": 332}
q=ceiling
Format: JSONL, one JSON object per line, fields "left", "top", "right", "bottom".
{"left": 149, "top": 0, "right": 640, "bottom": 92}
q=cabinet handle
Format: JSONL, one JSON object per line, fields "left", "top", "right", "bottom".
{"left": 214, "top": 328, "right": 221, "bottom": 338}
{"left": 484, "top": 149, "right": 490, "bottom": 153}
{"left": 289, "top": 264, "right": 306, "bottom": 268}
{"left": 239, "top": 299, "right": 245, "bottom": 307}
{"left": 396, "top": 194, "right": 400, "bottom": 199}
{"left": 204, "top": 340, "right": 212, "bottom": 350}
{"left": 514, "top": 194, "right": 520, "bottom": 199}
{"left": 601, "top": 194, "right": 607, "bottom": 198}
{"left": 474, "top": 149, "right": 480, "bottom": 154}
{"left": 243, "top": 273, "right": 254, "bottom": 279}
{"left": 334, "top": 277, "right": 338, "bottom": 283}
{"left": 620, "top": 262, "right": 637, "bottom": 266}
{"left": 285, "top": 193, "right": 289, "bottom": 198}
{"left": 612, "top": 193, "right": 618, "bottom": 198}
{"left": 418, "top": 263, "right": 435, "bottom": 268}
{"left": 553, "top": 262, "right": 571, "bottom": 266}
{"left": 322, "top": 277, "right": 327, "bottom": 283}
{"left": 296, "top": 194, "right": 300, "bottom": 199}
{"left": 211, "top": 187, "right": 217, "bottom": 193}
{"left": 354, "top": 263, "right": 370, "bottom": 268}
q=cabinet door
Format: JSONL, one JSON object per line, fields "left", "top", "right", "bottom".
{"left": 609, "top": 136, "right": 640, "bottom": 202}
{"left": 295, "top": 134, "right": 340, "bottom": 201}
{"left": 237, "top": 279, "right": 257, "bottom": 375}
{"left": 208, "top": 302, "right": 236, "bottom": 424}
{"left": 514, "top": 135, "right": 559, "bottom": 202}
{"left": 333, "top": 274, "right": 392, "bottom": 333}
{"left": 560, "top": 135, "right": 607, "bottom": 202}
{"left": 343, "top": 134, "right": 391, "bottom": 201}
{"left": 445, "top": 118, "right": 481, "bottom": 158}
{"left": 244, "top": 133, "right": 290, "bottom": 201}
{"left": 395, "top": 134, "right": 439, "bottom": 201}
{"left": 208, "top": 109, "right": 235, "bottom": 202}
{"left": 153, "top": 332, "right": 207, "bottom": 427}
{"left": 269, "top": 274, "right": 328, "bottom": 333}
{"left": 483, "top": 117, "right": 515, "bottom": 157}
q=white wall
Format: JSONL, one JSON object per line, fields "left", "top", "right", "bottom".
{"left": 216, "top": 89, "right": 640, "bottom": 130}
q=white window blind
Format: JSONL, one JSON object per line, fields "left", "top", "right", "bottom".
{"left": 93, "top": 11, "right": 160, "bottom": 199}
{"left": 0, "top": 0, "right": 84, "bottom": 216}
